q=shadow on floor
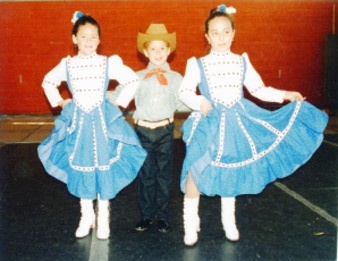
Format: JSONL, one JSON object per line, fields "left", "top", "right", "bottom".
{"left": 0, "top": 139, "right": 337, "bottom": 261}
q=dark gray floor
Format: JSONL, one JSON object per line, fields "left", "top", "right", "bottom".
{"left": 0, "top": 137, "right": 337, "bottom": 261}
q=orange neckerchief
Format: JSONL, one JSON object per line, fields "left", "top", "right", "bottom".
{"left": 143, "top": 68, "right": 168, "bottom": 85}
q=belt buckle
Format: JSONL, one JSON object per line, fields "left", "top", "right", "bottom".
{"left": 136, "top": 118, "right": 172, "bottom": 129}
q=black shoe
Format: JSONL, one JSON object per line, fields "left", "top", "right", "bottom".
{"left": 135, "top": 219, "right": 153, "bottom": 232}
{"left": 158, "top": 220, "right": 169, "bottom": 233}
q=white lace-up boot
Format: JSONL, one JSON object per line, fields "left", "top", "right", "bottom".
{"left": 221, "top": 197, "right": 239, "bottom": 241}
{"left": 97, "top": 197, "right": 110, "bottom": 240}
{"left": 183, "top": 196, "right": 200, "bottom": 246}
{"left": 75, "top": 199, "right": 95, "bottom": 238}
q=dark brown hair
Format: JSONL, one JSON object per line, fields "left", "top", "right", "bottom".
{"left": 205, "top": 8, "right": 235, "bottom": 33}
{"left": 72, "top": 15, "right": 101, "bottom": 36}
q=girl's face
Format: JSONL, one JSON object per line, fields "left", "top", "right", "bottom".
{"left": 205, "top": 16, "right": 235, "bottom": 53}
{"left": 144, "top": 40, "right": 170, "bottom": 68}
{"left": 72, "top": 23, "right": 100, "bottom": 56}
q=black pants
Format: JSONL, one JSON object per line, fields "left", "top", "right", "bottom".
{"left": 135, "top": 123, "right": 174, "bottom": 222}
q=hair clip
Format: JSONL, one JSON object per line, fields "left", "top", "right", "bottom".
{"left": 217, "top": 4, "right": 236, "bottom": 15}
{"left": 71, "top": 11, "right": 83, "bottom": 24}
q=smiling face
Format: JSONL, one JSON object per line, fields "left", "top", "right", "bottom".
{"left": 72, "top": 23, "right": 100, "bottom": 56}
{"left": 144, "top": 40, "right": 170, "bottom": 68}
{"left": 205, "top": 16, "right": 235, "bottom": 53}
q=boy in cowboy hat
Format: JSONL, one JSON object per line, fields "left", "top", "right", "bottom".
{"left": 106, "top": 24, "right": 189, "bottom": 233}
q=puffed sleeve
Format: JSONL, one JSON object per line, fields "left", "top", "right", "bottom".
{"left": 178, "top": 57, "right": 205, "bottom": 111}
{"left": 243, "top": 53, "right": 285, "bottom": 103}
{"left": 108, "top": 55, "right": 140, "bottom": 108}
{"left": 42, "top": 57, "right": 68, "bottom": 107}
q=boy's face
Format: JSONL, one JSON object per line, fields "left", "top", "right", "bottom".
{"left": 144, "top": 40, "right": 170, "bottom": 68}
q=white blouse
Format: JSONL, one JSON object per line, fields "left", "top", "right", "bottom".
{"left": 179, "top": 50, "right": 286, "bottom": 111}
{"left": 42, "top": 53, "right": 139, "bottom": 112}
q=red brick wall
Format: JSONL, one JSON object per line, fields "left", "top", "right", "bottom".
{"left": 0, "top": 0, "right": 336, "bottom": 114}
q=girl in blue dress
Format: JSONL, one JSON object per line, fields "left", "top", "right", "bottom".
{"left": 179, "top": 5, "right": 328, "bottom": 246}
{"left": 38, "top": 11, "right": 147, "bottom": 240}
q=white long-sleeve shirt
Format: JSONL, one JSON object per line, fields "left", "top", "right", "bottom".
{"left": 179, "top": 50, "right": 285, "bottom": 111}
{"left": 42, "top": 53, "right": 139, "bottom": 112}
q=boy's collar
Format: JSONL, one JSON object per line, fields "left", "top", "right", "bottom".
{"left": 147, "top": 62, "right": 170, "bottom": 71}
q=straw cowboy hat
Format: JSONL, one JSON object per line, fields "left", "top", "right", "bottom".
{"left": 137, "top": 24, "right": 176, "bottom": 54}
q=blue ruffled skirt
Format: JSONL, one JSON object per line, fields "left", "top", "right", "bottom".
{"left": 38, "top": 100, "right": 147, "bottom": 200}
{"left": 180, "top": 99, "right": 328, "bottom": 197}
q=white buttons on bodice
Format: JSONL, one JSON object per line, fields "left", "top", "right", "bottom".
{"left": 67, "top": 55, "right": 106, "bottom": 113}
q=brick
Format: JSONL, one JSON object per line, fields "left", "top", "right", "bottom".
{"left": 1, "top": 0, "right": 334, "bottom": 114}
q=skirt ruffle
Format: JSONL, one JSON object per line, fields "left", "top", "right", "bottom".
{"left": 38, "top": 100, "right": 147, "bottom": 200}
{"left": 180, "top": 100, "right": 328, "bottom": 197}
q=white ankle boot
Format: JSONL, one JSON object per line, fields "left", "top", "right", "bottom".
{"left": 75, "top": 199, "right": 95, "bottom": 238}
{"left": 97, "top": 198, "right": 110, "bottom": 240}
{"left": 221, "top": 197, "right": 239, "bottom": 241}
{"left": 183, "top": 196, "right": 200, "bottom": 246}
